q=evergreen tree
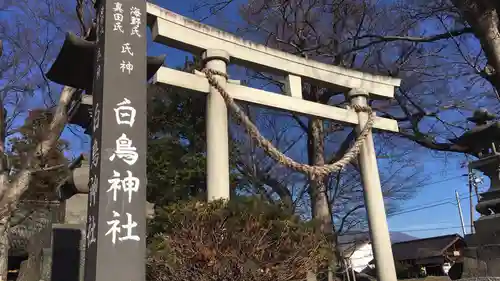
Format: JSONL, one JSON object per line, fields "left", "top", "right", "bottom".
{"left": 146, "top": 58, "right": 208, "bottom": 206}
{"left": 145, "top": 57, "right": 242, "bottom": 205}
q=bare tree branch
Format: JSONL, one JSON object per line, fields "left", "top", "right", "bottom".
{"left": 358, "top": 27, "right": 473, "bottom": 43}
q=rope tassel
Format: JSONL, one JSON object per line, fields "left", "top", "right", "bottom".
{"left": 202, "top": 68, "right": 375, "bottom": 178}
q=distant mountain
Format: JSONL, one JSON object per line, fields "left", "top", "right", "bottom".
{"left": 390, "top": 231, "right": 416, "bottom": 243}
{"left": 338, "top": 231, "right": 416, "bottom": 247}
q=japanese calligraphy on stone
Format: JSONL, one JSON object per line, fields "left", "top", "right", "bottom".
{"left": 89, "top": 174, "right": 98, "bottom": 207}
{"left": 109, "top": 133, "right": 138, "bottom": 165}
{"left": 121, "top": 43, "right": 134, "bottom": 56}
{"left": 107, "top": 170, "right": 140, "bottom": 203}
{"left": 114, "top": 98, "right": 136, "bottom": 127}
{"left": 87, "top": 215, "right": 97, "bottom": 247}
{"left": 120, "top": 61, "right": 133, "bottom": 74}
{"left": 93, "top": 103, "right": 101, "bottom": 132}
{"left": 97, "top": 5, "right": 105, "bottom": 38}
{"left": 92, "top": 139, "right": 100, "bottom": 168}
{"left": 113, "top": 2, "right": 124, "bottom": 33}
{"left": 130, "top": 7, "right": 142, "bottom": 37}
{"left": 105, "top": 211, "right": 140, "bottom": 244}
{"left": 100, "top": 0, "right": 145, "bottom": 248}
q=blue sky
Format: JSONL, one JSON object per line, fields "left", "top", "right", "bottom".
{"left": 148, "top": 0, "right": 484, "bottom": 239}
{"left": 51, "top": 0, "right": 485, "bottom": 239}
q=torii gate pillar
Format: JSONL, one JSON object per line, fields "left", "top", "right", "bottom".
{"left": 203, "top": 50, "right": 230, "bottom": 201}
{"left": 347, "top": 89, "right": 397, "bottom": 281}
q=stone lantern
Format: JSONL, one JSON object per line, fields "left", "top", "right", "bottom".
{"left": 67, "top": 94, "right": 93, "bottom": 134}
{"left": 449, "top": 109, "right": 500, "bottom": 217}
{"left": 45, "top": 29, "right": 160, "bottom": 220}
{"left": 448, "top": 108, "right": 500, "bottom": 277}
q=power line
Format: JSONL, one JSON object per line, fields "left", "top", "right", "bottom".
{"left": 390, "top": 193, "right": 477, "bottom": 217}
{"left": 389, "top": 176, "right": 469, "bottom": 210}
{"left": 391, "top": 225, "right": 473, "bottom": 233}
{"left": 413, "top": 175, "right": 466, "bottom": 188}
{"left": 398, "top": 192, "right": 464, "bottom": 210}
{"left": 345, "top": 225, "right": 473, "bottom": 235}
{"left": 387, "top": 174, "right": 481, "bottom": 216}
{"left": 338, "top": 174, "right": 477, "bottom": 217}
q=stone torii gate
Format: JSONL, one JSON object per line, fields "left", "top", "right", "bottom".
{"left": 147, "top": 4, "right": 400, "bottom": 281}
{"left": 46, "top": 1, "right": 401, "bottom": 281}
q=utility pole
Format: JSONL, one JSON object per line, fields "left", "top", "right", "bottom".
{"left": 455, "top": 190, "right": 467, "bottom": 237}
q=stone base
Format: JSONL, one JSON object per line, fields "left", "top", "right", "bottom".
{"left": 51, "top": 224, "right": 86, "bottom": 281}
{"left": 473, "top": 214, "right": 500, "bottom": 241}
{"left": 461, "top": 246, "right": 500, "bottom": 277}
{"left": 458, "top": 215, "right": 500, "bottom": 278}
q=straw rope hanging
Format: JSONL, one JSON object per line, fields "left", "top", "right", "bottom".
{"left": 202, "top": 68, "right": 375, "bottom": 179}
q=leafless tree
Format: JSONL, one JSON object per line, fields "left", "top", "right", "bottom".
{"left": 186, "top": 0, "right": 500, "bottom": 275}
{"left": 0, "top": 0, "right": 92, "bottom": 279}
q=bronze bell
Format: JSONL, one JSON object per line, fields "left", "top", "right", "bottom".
{"left": 46, "top": 32, "right": 166, "bottom": 92}
{"left": 67, "top": 94, "right": 93, "bottom": 135}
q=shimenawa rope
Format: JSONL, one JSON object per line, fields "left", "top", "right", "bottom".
{"left": 202, "top": 68, "right": 375, "bottom": 178}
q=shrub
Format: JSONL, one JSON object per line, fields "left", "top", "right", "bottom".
{"left": 147, "top": 197, "right": 331, "bottom": 281}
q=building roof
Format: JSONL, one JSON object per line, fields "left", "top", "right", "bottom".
{"left": 338, "top": 231, "right": 416, "bottom": 257}
{"left": 391, "top": 234, "right": 464, "bottom": 261}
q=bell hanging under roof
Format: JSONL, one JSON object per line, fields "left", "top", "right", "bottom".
{"left": 46, "top": 32, "right": 166, "bottom": 92}
{"left": 67, "top": 94, "right": 93, "bottom": 135}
